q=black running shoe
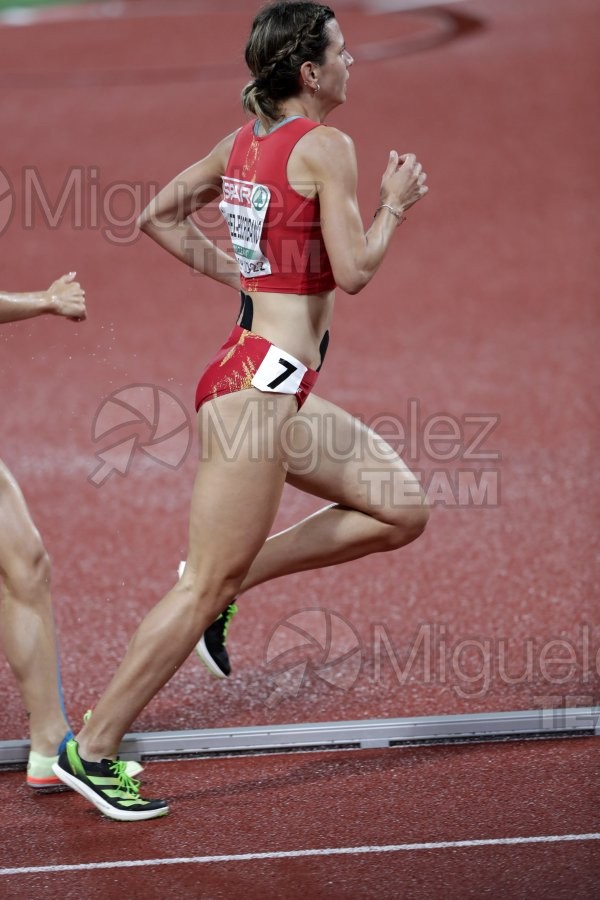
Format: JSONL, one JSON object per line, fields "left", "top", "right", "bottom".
{"left": 196, "top": 603, "right": 238, "bottom": 678}
{"left": 52, "top": 740, "right": 168, "bottom": 821}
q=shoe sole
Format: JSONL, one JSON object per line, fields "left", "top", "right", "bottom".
{"left": 27, "top": 759, "right": 142, "bottom": 790}
{"left": 51, "top": 763, "right": 169, "bottom": 822}
{"left": 195, "top": 635, "right": 228, "bottom": 679}
{"left": 27, "top": 777, "right": 69, "bottom": 791}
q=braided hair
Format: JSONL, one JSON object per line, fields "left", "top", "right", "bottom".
{"left": 241, "top": 2, "right": 335, "bottom": 125}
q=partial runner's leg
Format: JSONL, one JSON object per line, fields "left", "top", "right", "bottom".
{"left": 0, "top": 459, "right": 69, "bottom": 756}
{"left": 239, "top": 393, "right": 429, "bottom": 593}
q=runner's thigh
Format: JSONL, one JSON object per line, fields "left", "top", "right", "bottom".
{"left": 283, "top": 394, "right": 424, "bottom": 521}
{"left": 186, "top": 389, "right": 297, "bottom": 579}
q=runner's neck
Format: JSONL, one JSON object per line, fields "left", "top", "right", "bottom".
{"left": 254, "top": 115, "right": 305, "bottom": 137}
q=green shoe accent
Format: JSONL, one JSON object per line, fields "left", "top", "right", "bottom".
{"left": 81, "top": 710, "right": 142, "bottom": 776}
{"left": 220, "top": 603, "right": 238, "bottom": 642}
{"left": 66, "top": 739, "right": 86, "bottom": 778}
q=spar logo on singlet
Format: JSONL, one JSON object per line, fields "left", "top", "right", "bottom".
{"left": 220, "top": 176, "right": 272, "bottom": 277}
{"left": 251, "top": 185, "right": 269, "bottom": 211}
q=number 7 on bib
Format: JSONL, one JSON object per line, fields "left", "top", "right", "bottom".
{"left": 251, "top": 345, "right": 308, "bottom": 395}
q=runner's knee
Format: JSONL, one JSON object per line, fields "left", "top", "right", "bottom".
{"left": 177, "top": 567, "right": 245, "bottom": 620}
{"left": 382, "top": 497, "right": 430, "bottom": 550}
{"left": 6, "top": 535, "right": 51, "bottom": 603}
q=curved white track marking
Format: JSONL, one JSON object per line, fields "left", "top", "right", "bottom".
{"left": 0, "top": 0, "right": 468, "bottom": 28}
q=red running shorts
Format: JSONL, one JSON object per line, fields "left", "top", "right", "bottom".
{"left": 195, "top": 325, "right": 319, "bottom": 412}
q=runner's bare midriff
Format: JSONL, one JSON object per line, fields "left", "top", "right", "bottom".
{"left": 243, "top": 289, "right": 335, "bottom": 370}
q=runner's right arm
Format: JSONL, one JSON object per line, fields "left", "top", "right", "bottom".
{"left": 137, "top": 132, "right": 241, "bottom": 292}
{"left": 304, "top": 128, "right": 428, "bottom": 295}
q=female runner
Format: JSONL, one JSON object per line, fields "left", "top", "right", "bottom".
{"left": 54, "top": 1, "right": 429, "bottom": 821}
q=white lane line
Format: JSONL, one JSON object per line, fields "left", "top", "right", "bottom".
{"left": 1, "top": 833, "right": 599, "bottom": 876}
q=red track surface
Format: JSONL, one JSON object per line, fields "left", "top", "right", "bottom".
{"left": 0, "top": 737, "right": 599, "bottom": 897}
{"left": 0, "top": 0, "right": 598, "bottom": 893}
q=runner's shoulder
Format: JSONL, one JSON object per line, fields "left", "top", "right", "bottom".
{"left": 301, "top": 126, "right": 356, "bottom": 175}
{"left": 205, "top": 128, "right": 243, "bottom": 175}
{"left": 306, "top": 125, "right": 354, "bottom": 153}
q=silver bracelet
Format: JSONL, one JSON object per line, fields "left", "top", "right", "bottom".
{"left": 374, "top": 204, "right": 406, "bottom": 224}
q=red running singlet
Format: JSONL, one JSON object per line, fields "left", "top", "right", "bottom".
{"left": 220, "top": 118, "right": 336, "bottom": 295}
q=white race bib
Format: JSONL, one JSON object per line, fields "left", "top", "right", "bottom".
{"left": 251, "top": 345, "right": 307, "bottom": 395}
{"left": 220, "top": 176, "right": 271, "bottom": 278}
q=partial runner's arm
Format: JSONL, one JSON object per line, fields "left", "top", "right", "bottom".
{"left": 0, "top": 273, "right": 86, "bottom": 324}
